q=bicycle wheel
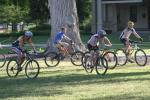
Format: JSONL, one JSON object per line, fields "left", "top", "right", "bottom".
{"left": 83, "top": 54, "right": 94, "bottom": 73}
{"left": 25, "top": 60, "right": 40, "bottom": 79}
{"left": 95, "top": 57, "right": 108, "bottom": 75}
{"left": 115, "top": 49, "right": 127, "bottom": 66}
{"left": 71, "top": 51, "right": 83, "bottom": 66}
{"left": 82, "top": 51, "right": 90, "bottom": 67}
{"left": 44, "top": 52, "right": 60, "bottom": 67}
{"left": 0, "top": 54, "right": 6, "bottom": 68}
{"left": 6, "top": 59, "right": 19, "bottom": 77}
{"left": 135, "top": 49, "right": 147, "bottom": 66}
{"left": 103, "top": 51, "right": 117, "bottom": 69}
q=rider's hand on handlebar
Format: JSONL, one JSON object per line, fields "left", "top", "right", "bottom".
{"left": 139, "top": 37, "right": 143, "bottom": 41}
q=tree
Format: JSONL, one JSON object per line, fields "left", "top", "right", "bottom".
{"left": 48, "top": 0, "right": 85, "bottom": 50}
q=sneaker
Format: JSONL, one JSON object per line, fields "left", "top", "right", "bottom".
{"left": 128, "top": 58, "right": 134, "bottom": 63}
{"left": 17, "top": 67, "right": 22, "bottom": 72}
{"left": 60, "top": 55, "right": 65, "bottom": 60}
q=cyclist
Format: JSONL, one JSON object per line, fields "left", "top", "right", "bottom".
{"left": 11, "top": 31, "right": 36, "bottom": 70}
{"left": 53, "top": 27, "right": 72, "bottom": 58}
{"left": 119, "top": 21, "right": 143, "bottom": 62}
{"left": 87, "top": 29, "right": 112, "bottom": 65}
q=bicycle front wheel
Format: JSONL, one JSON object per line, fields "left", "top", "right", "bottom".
{"left": 83, "top": 54, "right": 94, "bottom": 73}
{"left": 103, "top": 51, "right": 117, "bottom": 69}
{"left": 115, "top": 49, "right": 127, "bottom": 66}
{"left": 95, "top": 57, "right": 108, "bottom": 75}
{"left": 25, "top": 60, "right": 40, "bottom": 79}
{"left": 0, "top": 54, "right": 6, "bottom": 68}
{"left": 6, "top": 59, "right": 19, "bottom": 77}
{"left": 71, "top": 51, "right": 83, "bottom": 66}
{"left": 135, "top": 49, "right": 147, "bottom": 66}
{"left": 44, "top": 52, "right": 60, "bottom": 67}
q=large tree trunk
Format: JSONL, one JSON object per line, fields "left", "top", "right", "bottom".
{"left": 47, "top": 0, "right": 85, "bottom": 51}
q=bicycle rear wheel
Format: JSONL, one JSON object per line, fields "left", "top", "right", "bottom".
{"left": 6, "top": 59, "right": 19, "bottom": 77}
{"left": 44, "top": 52, "right": 60, "bottom": 67}
{"left": 0, "top": 54, "right": 6, "bottom": 68}
{"left": 95, "top": 57, "right": 108, "bottom": 75}
{"left": 115, "top": 49, "right": 127, "bottom": 66}
{"left": 135, "top": 49, "right": 147, "bottom": 66}
{"left": 71, "top": 51, "right": 83, "bottom": 66}
{"left": 25, "top": 60, "right": 40, "bottom": 79}
{"left": 103, "top": 51, "right": 117, "bottom": 69}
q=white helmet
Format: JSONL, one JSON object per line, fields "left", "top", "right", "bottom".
{"left": 97, "top": 30, "right": 107, "bottom": 37}
{"left": 24, "top": 31, "right": 33, "bottom": 37}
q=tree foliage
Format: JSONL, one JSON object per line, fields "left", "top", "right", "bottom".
{"left": 0, "top": 0, "right": 29, "bottom": 23}
{"left": 29, "top": 0, "right": 49, "bottom": 23}
{"left": 76, "top": 0, "right": 92, "bottom": 33}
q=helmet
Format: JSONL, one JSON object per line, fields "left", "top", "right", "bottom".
{"left": 97, "top": 30, "right": 107, "bottom": 37}
{"left": 24, "top": 31, "right": 33, "bottom": 37}
{"left": 128, "top": 21, "right": 134, "bottom": 28}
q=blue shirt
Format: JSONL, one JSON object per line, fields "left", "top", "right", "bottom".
{"left": 53, "top": 32, "right": 64, "bottom": 44}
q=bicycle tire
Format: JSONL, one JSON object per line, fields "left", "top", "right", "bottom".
{"left": 95, "top": 57, "right": 108, "bottom": 75}
{"left": 44, "top": 52, "right": 60, "bottom": 67}
{"left": 71, "top": 51, "right": 84, "bottom": 66}
{"left": 25, "top": 60, "right": 40, "bottom": 79}
{"left": 135, "top": 49, "right": 147, "bottom": 66}
{"left": 6, "top": 59, "right": 19, "bottom": 77}
{"left": 81, "top": 51, "right": 90, "bottom": 68}
{"left": 83, "top": 55, "right": 94, "bottom": 73}
{"left": 103, "top": 51, "right": 118, "bottom": 69}
{"left": 115, "top": 49, "right": 127, "bottom": 66}
{"left": 0, "top": 54, "right": 6, "bottom": 68}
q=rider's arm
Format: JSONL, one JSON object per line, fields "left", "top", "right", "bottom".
{"left": 132, "top": 29, "right": 141, "bottom": 39}
{"left": 63, "top": 35, "right": 72, "bottom": 42}
{"left": 28, "top": 38, "right": 36, "bottom": 52}
{"left": 103, "top": 37, "right": 112, "bottom": 47}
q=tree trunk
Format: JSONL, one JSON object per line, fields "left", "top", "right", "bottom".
{"left": 47, "top": 0, "right": 85, "bottom": 52}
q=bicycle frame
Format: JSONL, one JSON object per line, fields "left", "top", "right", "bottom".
{"left": 127, "top": 41, "right": 141, "bottom": 56}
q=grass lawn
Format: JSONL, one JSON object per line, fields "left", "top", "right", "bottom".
{"left": 0, "top": 61, "right": 150, "bottom": 100}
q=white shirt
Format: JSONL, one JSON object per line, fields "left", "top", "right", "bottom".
{"left": 120, "top": 28, "right": 138, "bottom": 39}
{"left": 87, "top": 34, "right": 99, "bottom": 46}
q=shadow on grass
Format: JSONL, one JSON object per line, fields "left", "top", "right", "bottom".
{"left": 0, "top": 70, "right": 150, "bottom": 99}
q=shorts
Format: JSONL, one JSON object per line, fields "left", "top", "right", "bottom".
{"left": 120, "top": 38, "right": 132, "bottom": 46}
{"left": 11, "top": 46, "right": 23, "bottom": 56}
{"left": 87, "top": 44, "right": 99, "bottom": 51}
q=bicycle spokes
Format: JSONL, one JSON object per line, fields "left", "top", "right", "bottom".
{"left": 25, "top": 60, "right": 39, "bottom": 79}
{"left": 6, "top": 59, "right": 19, "bottom": 77}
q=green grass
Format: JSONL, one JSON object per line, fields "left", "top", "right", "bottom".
{"left": 0, "top": 61, "right": 150, "bottom": 100}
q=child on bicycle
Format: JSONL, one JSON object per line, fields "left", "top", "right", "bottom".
{"left": 119, "top": 21, "right": 143, "bottom": 62}
{"left": 53, "top": 27, "right": 72, "bottom": 59}
{"left": 11, "top": 31, "right": 36, "bottom": 70}
{"left": 87, "top": 29, "right": 112, "bottom": 65}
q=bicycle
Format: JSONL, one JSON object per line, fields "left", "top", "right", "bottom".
{"left": 115, "top": 41, "right": 147, "bottom": 66}
{"left": 6, "top": 50, "right": 40, "bottom": 79}
{"left": 82, "top": 50, "right": 108, "bottom": 75}
{"left": 0, "top": 43, "right": 6, "bottom": 68}
{"left": 44, "top": 42, "right": 84, "bottom": 67}
{"left": 82, "top": 48, "right": 117, "bottom": 69}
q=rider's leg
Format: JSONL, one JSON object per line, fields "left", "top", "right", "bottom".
{"left": 125, "top": 41, "right": 134, "bottom": 62}
{"left": 11, "top": 47, "right": 25, "bottom": 69}
{"left": 56, "top": 43, "right": 68, "bottom": 57}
